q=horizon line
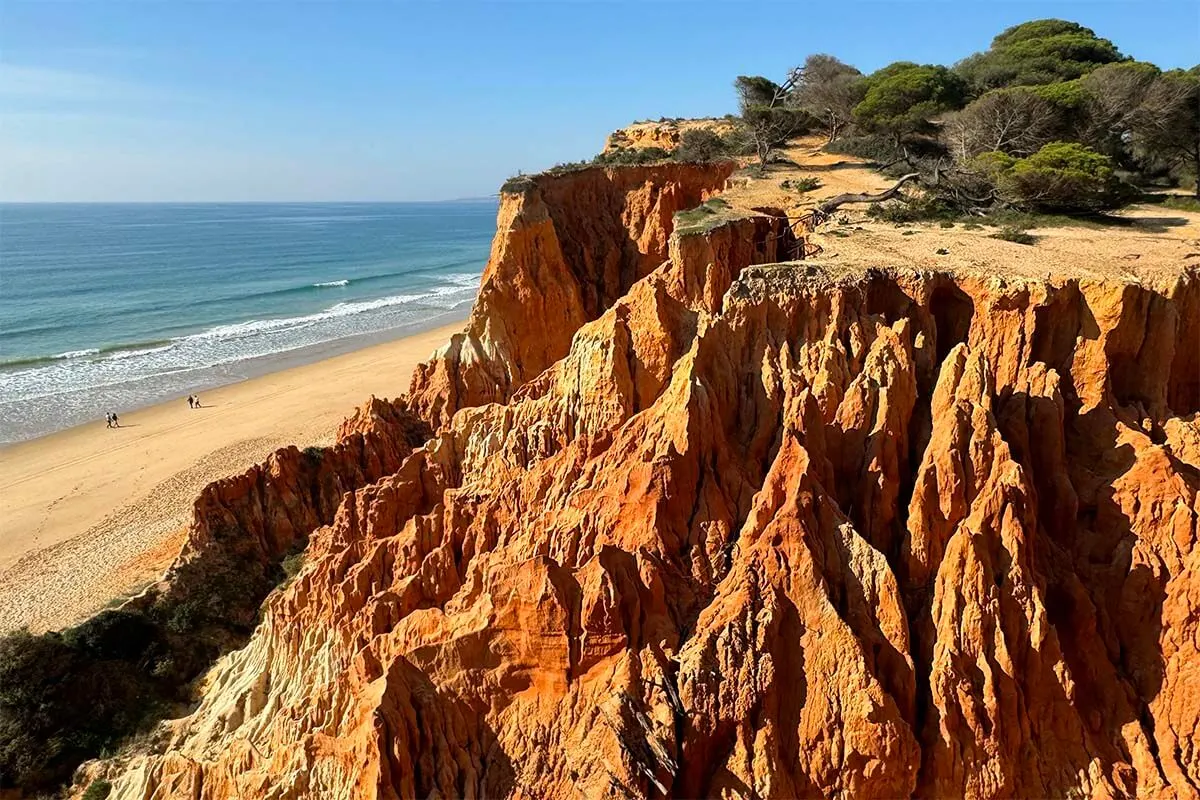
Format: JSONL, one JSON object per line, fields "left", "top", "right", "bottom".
{"left": 0, "top": 197, "right": 500, "bottom": 205}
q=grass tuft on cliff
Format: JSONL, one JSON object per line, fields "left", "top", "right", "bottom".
{"left": 82, "top": 779, "right": 113, "bottom": 800}
{"left": 673, "top": 197, "right": 754, "bottom": 235}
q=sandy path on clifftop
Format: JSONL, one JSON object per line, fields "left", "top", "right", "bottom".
{"left": 720, "top": 135, "right": 1200, "bottom": 279}
{"left": 0, "top": 322, "right": 461, "bottom": 633}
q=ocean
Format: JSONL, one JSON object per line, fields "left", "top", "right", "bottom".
{"left": 0, "top": 201, "right": 496, "bottom": 444}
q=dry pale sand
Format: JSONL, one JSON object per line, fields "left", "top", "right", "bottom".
{"left": 721, "top": 135, "right": 1200, "bottom": 280}
{"left": 0, "top": 321, "right": 462, "bottom": 633}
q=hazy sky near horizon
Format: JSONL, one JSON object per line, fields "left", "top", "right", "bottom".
{"left": 2, "top": 1, "right": 1197, "bottom": 202}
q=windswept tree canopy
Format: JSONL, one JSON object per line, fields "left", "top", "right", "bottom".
{"left": 1127, "top": 69, "right": 1200, "bottom": 191}
{"left": 735, "top": 72, "right": 810, "bottom": 167}
{"left": 955, "top": 19, "right": 1126, "bottom": 92}
{"left": 1079, "top": 62, "right": 1162, "bottom": 158}
{"left": 853, "top": 63, "right": 967, "bottom": 140}
{"left": 735, "top": 75, "right": 788, "bottom": 113}
{"left": 793, "top": 54, "right": 864, "bottom": 142}
{"left": 945, "top": 87, "right": 1061, "bottom": 159}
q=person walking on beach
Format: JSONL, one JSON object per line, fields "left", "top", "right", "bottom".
{"left": 187, "top": 395, "right": 195, "bottom": 409}
{"left": 193, "top": 395, "right": 201, "bottom": 408}
{"left": 110, "top": 412, "right": 120, "bottom": 428}
{"left": 105, "top": 412, "right": 113, "bottom": 428}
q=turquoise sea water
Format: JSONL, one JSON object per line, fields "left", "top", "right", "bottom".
{"left": 0, "top": 202, "right": 496, "bottom": 443}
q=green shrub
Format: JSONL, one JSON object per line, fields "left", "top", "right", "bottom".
{"left": 1160, "top": 195, "right": 1200, "bottom": 213}
{"left": 825, "top": 134, "right": 906, "bottom": 164}
{"left": 282, "top": 551, "right": 306, "bottom": 581}
{"left": 500, "top": 173, "right": 535, "bottom": 194}
{"left": 83, "top": 779, "right": 113, "bottom": 800}
{"left": 503, "top": 159, "right": 612, "bottom": 193}
{"left": 990, "top": 226, "right": 1038, "bottom": 244}
{"left": 674, "top": 198, "right": 740, "bottom": 233}
{"left": 0, "top": 534, "right": 296, "bottom": 793}
{"left": 974, "top": 141, "right": 1132, "bottom": 211}
{"left": 781, "top": 176, "right": 823, "bottom": 193}
{"left": 0, "top": 617, "right": 166, "bottom": 791}
{"left": 866, "top": 195, "right": 957, "bottom": 223}
{"left": 672, "top": 129, "right": 735, "bottom": 163}
{"left": 593, "top": 146, "right": 671, "bottom": 166}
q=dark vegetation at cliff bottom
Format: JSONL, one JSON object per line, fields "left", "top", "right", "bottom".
{"left": 0, "top": 530, "right": 299, "bottom": 792}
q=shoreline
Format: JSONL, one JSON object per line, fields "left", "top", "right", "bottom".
{"left": 0, "top": 303, "right": 474, "bottom": 446}
{"left": 0, "top": 318, "right": 464, "bottom": 633}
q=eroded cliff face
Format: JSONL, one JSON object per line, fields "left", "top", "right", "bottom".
{"left": 407, "top": 162, "right": 734, "bottom": 428}
{"left": 117, "top": 396, "right": 432, "bottom": 661}
{"left": 85, "top": 167, "right": 1200, "bottom": 799}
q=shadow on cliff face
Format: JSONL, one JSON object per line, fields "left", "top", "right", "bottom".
{"left": 900, "top": 393, "right": 1168, "bottom": 797}
{"left": 376, "top": 657, "right": 515, "bottom": 798}
{"left": 673, "top": 590, "right": 820, "bottom": 799}
{"left": 1069, "top": 418, "right": 1168, "bottom": 728}
{"left": 1019, "top": 402, "right": 1166, "bottom": 794}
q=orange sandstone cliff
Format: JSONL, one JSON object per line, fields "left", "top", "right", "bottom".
{"left": 407, "top": 162, "right": 734, "bottom": 427}
{"left": 83, "top": 164, "right": 1200, "bottom": 799}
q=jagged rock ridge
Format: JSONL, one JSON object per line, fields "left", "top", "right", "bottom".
{"left": 87, "top": 164, "right": 1200, "bottom": 799}
{"left": 407, "top": 162, "right": 734, "bottom": 428}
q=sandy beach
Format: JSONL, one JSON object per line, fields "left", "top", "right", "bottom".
{"left": 0, "top": 320, "right": 462, "bottom": 633}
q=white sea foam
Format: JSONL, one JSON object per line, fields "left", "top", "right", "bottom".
{"left": 53, "top": 348, "right": 101, "bottom": 360}
{"left": 0, "top": 274, "right": 482, "bottom": 438}
{"left": 106, "top": 344, "right": 175, "bottom": 360}
{"left": 313, "top": 279, "right": 350, "bottom": 287}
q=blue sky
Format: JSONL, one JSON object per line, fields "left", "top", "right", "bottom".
{"left": 2, "top": 1, "right": 1196, "bottom": 202}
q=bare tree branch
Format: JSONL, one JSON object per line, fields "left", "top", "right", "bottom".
{"left": 817, "top": 173, "right": 922, "bottom": 214}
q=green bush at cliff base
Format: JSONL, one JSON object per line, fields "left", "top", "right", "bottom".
{"left": 0, "top": 536, "right": 285, "bottom": 793}
{"left": 0, "top": 613, "right": 167, "bottom": 791}
{"left": 83, "top": 779, "right": 113, "bottom": 800}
